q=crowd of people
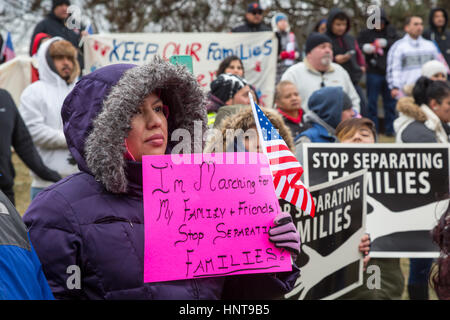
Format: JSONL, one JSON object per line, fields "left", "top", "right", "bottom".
{"left": 0, "top": 1, "right": 449, "bottom": 301}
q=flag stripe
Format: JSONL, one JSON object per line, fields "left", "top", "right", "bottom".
{"left": 291, "top": 188, "right": 300, "bottom": 206}
{"left": 269, "top": 156, "right": 299, "bottom": 165}
{"left": 266, "top": 144, "right": 290, "bottom": 153}
{"left": 272, "top": 167, "right": 304, "bottom": 178}
{"left": 266, "top": 149, "right": 293, "bottom": 159}
{"left": 270, "top": 162, "right": 302, "bottom": 172}
{"left": 279, "top": 179, "right": 290, "bottom": 199}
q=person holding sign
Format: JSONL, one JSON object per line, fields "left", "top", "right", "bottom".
{"left": 23, "top": 56, "right": 299, "bottom": 300}
{"left": 336, "top": 118, "right": 406, "bottom": 300}
{"left": 336, "top": 117, "right": 377, "bottom": 143}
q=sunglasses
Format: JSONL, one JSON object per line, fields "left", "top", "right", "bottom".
{"left": 249, "top": 10, "right": 263, "bottom": 15}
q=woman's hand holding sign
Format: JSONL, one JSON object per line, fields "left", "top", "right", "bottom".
{"left": 269, "top": 212, "right": 301, "bottom": 258}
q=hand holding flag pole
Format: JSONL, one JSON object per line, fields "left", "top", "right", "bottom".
{"left": 249, "top": 92, "right": 315, "bottom": 217}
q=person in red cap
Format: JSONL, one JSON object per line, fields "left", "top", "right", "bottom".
{"left": 231, "top": 2, "right": 271, "bottom": 32}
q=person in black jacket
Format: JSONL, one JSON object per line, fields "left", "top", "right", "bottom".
{"left": 326, "top": 8, "right": 368, "bottom": 117}
{"left": 29, "top": 0, "right": 86, "bottom": 71}
{"left": 231, "top": 2, "right": 271, "bottom": 33}
{"left": 358, "top": 9, "right": 399, "bottom": 136}
{"left": 0, "top": 89, "right": 61, "bottom": 206}
{"left": 423, "top": 7, "right": 450, "bottom": 67}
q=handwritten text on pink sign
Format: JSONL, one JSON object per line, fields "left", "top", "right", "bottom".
{"left": 142, "top": 153, "right": 292, "bottom": 283}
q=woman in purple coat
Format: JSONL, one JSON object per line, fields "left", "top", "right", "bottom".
{"left": 22, "top": 57, "right": 300, "bottom": 300}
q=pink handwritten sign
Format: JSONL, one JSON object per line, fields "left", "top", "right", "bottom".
{"left": 142, "top": 152, "right": 292, "bottom": 283}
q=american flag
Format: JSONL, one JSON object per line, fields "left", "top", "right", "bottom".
{"left": 250, "top": 94, "right": 315, "bottom": 217}
{"left": 2, "top": 32, "right": 15, "bottom": 62}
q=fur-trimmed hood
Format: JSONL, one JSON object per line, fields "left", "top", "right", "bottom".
{"left": 61, "top": 57, "right": 207, "bottom": 194}
{"left": 396, "top": 97, "right": 428, "bottom": 122}
{"left": 395, "top": 97, "right": 449, "bottom": 143}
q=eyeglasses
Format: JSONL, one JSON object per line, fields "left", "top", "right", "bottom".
{"left": 249, "top": 11, "right": 263, "bottom": 15}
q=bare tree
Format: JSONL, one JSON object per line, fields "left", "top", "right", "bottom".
{"left": 2, "top": 0, "right": 446, "bottom": 55}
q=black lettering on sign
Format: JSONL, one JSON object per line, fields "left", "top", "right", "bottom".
{"left": 151, "top": 163, "right": 170, "bottom": 194}
{"left": 174, "top": 223, "right": 205, "bottom": 247}
{"left": 194, "top": 161, "right": 215, "bottom": 192}
{"left": 157, "top": 198, "right": 174, "bottom": 225}
{"left": 184, "top": 249, "right": 282, "bottom": 278}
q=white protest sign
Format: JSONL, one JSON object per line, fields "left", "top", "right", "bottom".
{"left": 301, "top": 143, "right": 450, "bottom": 258}
{"left": 283, "top": 170, "right": 367, "bottom": 300}
{"left": 83, "top": 32, "right": 278, "bottom": 107}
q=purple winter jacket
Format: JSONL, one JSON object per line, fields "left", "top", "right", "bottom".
{"left": 23, "top": 59, "right": 299, "bottom": 300}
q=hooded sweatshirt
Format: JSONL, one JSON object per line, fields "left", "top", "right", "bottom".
{"left": 423, "top": 8, "right": 450, "bottom": 67}
{"left": 31, "top": 32, "right": 51, "bottom": 83}
{"left": 297, "top": 86, "right": 345, "bottom": 143}
{"left": 326, "top": 8, "right": 365, "bottom": 84}
{"left": 23, "top": 58, "right": 299, "bottom": 300}
{"left": 19, "top": 37, "right": 79, "bottom": 189}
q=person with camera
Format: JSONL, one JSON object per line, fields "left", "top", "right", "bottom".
{"left": 358, "top": 9, "right": 399, "bottom": 136}
{"left": 326, "top": 8, "right": 367, "bottom": 117}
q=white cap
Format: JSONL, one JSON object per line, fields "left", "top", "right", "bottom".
{"left": 421, "top": 60, "right": 448, "bottom": 79}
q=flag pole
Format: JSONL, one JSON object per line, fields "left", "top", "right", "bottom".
{"left": 249, "top": 92, "right": 269, "bottom": 160}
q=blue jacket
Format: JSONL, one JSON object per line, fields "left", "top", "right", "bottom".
{"left": 0, "top": 190, "right": 53, "bottom": 300}
{"left": 298, "top": 123, "right": 336, "bottom": 143}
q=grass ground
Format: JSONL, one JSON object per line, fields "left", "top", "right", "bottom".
{"left": 11, "top": 134, "right": 438, "bottom": 299}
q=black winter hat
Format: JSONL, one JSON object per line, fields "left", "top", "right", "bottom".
{"left": 210, "top": 73, "right": 248, "bottom": 103}
{"left": 305, "top": 32, "right": 332, "bottom": 54}
{"left": 52, "top": 0, "right": 71, "bottom": 11}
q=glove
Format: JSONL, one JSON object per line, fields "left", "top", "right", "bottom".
{"left": 269, "top": 211, "right": 301, "bottom": 257}
{"left": 280, "top": 50, "right": 296, "bottom": 60}
{"left": 362, "top": 43, "right": 375, "bottom": 54}
{"left": 375, "top": 38, "right": 387, "bottom": 48}
{"left": 373, "top": 38, "right": 386, "bottom": 55}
